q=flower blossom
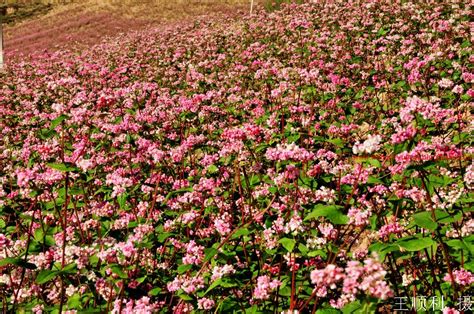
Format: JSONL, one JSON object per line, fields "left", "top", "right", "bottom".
{"left": 352, "top": 134, "right": 382, "bottom": 155}
{"left": 443, "top": 268, "right": 474, "bottom": 286}
{"left": 253, "top": 275, "right": 281, "bottom": 300}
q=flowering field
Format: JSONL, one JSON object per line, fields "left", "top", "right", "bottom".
{"left": 3, "top": 0, "right": 249, "bottom": 56}
{"left": 0, "top": 1, "right": 473, "bottom": 313}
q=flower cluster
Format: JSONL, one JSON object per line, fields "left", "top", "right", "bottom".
{"left": 253, "top": 275, "right": 281, "bottom": 300}
{"left": 443, "top": 268, "right": 474, "bottom": 287}
{"left": 311, "top": 258, "right": 393, "bottom": 308}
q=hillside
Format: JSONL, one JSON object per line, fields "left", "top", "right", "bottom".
{"left": 2, "top": 0, "right": 252, "bottom": 55}
{"left": 0, "top": 1, "right": 473, "bottom": 313}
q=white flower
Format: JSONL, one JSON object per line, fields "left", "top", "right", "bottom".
{"left": 402, "top": 273, "right": 414, "bottom": 286}
{"left": 353, "top": 134, "right": 382, "bottom": 155}
{"left": 438, "top": 78, "right": 454, "bottom": 88}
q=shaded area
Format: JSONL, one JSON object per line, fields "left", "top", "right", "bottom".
{"left": 0, "top": 2, "right": 54, "bottom": 25}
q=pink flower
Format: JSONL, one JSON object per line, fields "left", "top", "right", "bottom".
{"left": 464, "top": 163, "right": 474, "bottom": 189}
{"left": 211, "top": 264, "right": 235, "bottom": 281}
{"left": 311, "top": 258, "right": 393, "bottom": 303}
{"left": 378, "top": 222, "right": 404, "bottom": 238}
{"left": 119, "top": 241, "right": 136, "bottom": 258}
{"left": 452, "top": 85, "right": 463, "bottom": 94}
{"left": 265, "top": 143, "right": 314, "bottom": 162}
{"left": 391, "top": 125, "right": 417, "bottom": 144}
{"left": 438, "top": 78, "right": 454, "bottom": 88}
{"left": 167, "top": 275, "right": 204, "bottom": 294}
{"left": 443, "top": 308, "right": 460, "bottom": 314}
{"left": 318, "top": 223, "right": 337, "bottom": 240}
{"left": 284, "top": 212, "right": 304, "bottom": 235}
{"left": 443, "top": 268, "right": 474, "bottom": 286}
{"left": 214, "top": 212, "right": 232, "bottom": 235}
{"left": 253, "top": 275, "right": 281, "bottom": 300}
{"left": 77, "top": 158, "right": 94, "bottom": 171}
{"left": 310, "top": 264, "right": 345, "bottom": 295}
{"left": 347, "top": 207, "right": 371, "bottom": 227}
{"left": 0, "top": 234, "right": 11, "bottom": 249}
{"left": 32, "top": 304, "right": 44, "bottom": 314}
{"left": 16, "top": 168, "right": 36, "bottom": 187}
{"left": 182, "top": 240, "right": 204, "bottom": 265}
{"left": 197, "top": 298, "right": 215, "bottom": 310}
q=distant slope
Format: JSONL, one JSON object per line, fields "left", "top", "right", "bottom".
{"left": 3, "top": 0, "right": 254, "bottom": 56}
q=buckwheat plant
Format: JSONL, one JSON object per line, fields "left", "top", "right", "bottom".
{"left": 0, "top": 1, "right": 472, "bottom": 313}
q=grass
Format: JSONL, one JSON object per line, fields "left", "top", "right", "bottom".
{"left": 2, "top": 0, "right": 308, "bottom": 56}
{"left": 3, "top": 0, "right": 262, "bottom": 55}
{"left": 263, "top": 0, "right": 305, "bottom": 11}
{"left": 2, "top": 0, "right": 256, "bottom": 24}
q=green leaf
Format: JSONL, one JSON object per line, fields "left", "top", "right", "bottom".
{"left": 377, "top": 27, "right": 389, "bottom": 36}
{"left": 308, "top": 250, "right": 327, "bottom": 258}
{"left": 396, "top": 237, "right": 436, "bottom": 252}
{"left": 304, "top": 204, "right": 348, "bottom": 224}
{"left": 461, "top": 40, "right": 471, "bottom": 49}
{"left": 204, "top": 247, "right": 219, "bottom": 263}
{"left": 117, "top": 193, "right": 127, "bottom": 209}
{"left": 413, "top": 212, "right": 438, "bottom": 231}
{"left": 110, "top": 265, "right": 128, "bottom": 279}
{"left": 205, "top": 279, "right": 223, "bottom": 295}
{"left": 46, "top": 163, "right": 77, "bottom": 172}
{"left": 355, "top": 90, "right": 364, "bottom": 99}
{"left": 327, "top": 138, "right": 344, "bottom": 148}
{"left": 447, "top": 238, "right": 474, "bottom": 255}
{"left": 342, "top": 300, "right": 363, "bottom": 314}
{"left": 365, "top": 158, "right": 381, "bottom": 168}
{"left": 60, "top": 262, "right": 77, "bottom": 274}
{"left": 0, "top": 258, "right": 17, "bottom": 267}
{"left": 279, "top": 237, "right": 296, "bottom": 252}
{"left": 50, "top": 115, "right": 68, "bottom": 129}
{"left": 231, "top": 227, "right": 250, "bottom": 239}
{"left": 278, "top": 286, "right": 291, "bottom": 297}
{"left": 367, "top": 176, "right": 383, "bottom": 184}
{"left": 36, "top": 270, "right": 59, "bottom": 284}
{"left": 157, "top": 232, "right": 172, "bottom": 243}
{"left": 128, "top": 221, "right": 138, "bottom": 228}
{"left": 220, "top": 279, "right": 237, "bottom": 288}
{"left": 69, "top": 186, "right": 84, "bottom": 196}
{"left": 433, "top": 209, "right": 462, "bottom": 223}
{"left": 0, "top": 257, "right": 37, "bottom": 269}
{"left": 67, "top": 293, "right": 82, "bottom": 309}
{"left": 207, "top": 165, "right": 219, "bottom": 174}
{"left": 245, "top": 305, "right": 259, "bottom": 314}
{"left": 136, "top": 276, "right": 147, "bottom": 283}
{"left": 39, "top": 128, "right": 56, "bottom": 139}
{"left": 298, "top": 243, "right": 309, "bottom": 255}
{"left": 446, "top": 239, "right": 468, "bottom": 251}
{"left": 287, "top": 133, "right": 300, "bottom": 143}
{"left": 177, "top": 293, "right": 193, "bottom": 301}
{"left": 149, "top": 287, "right": 162, "bottom": 296}
{"left": 464, "top": 261, "right": 474, "bottom": 272}
{"left": 178, "top": 264, "right": 192, "bottom": 274}
{"left": 369, "top": 242, "right": 400, "bottom": 260}
{"left": 317, "top": 309, "right": 341, "bottom": 314}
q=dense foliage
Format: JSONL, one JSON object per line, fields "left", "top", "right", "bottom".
{"left": 0, "top": 1, "right": 473, "bottom": 313}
